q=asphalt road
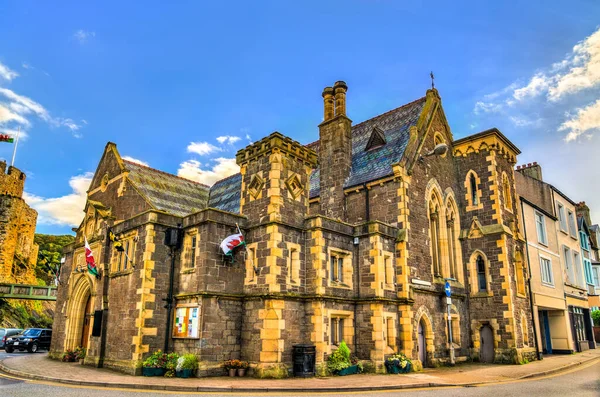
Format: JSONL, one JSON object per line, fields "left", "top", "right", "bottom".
{"left": 0, "top": 354, "right": 598, "bottom": 397}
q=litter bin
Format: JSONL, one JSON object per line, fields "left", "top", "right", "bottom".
{"left": 292, "top": 344, "right": 316, "bottom": 377}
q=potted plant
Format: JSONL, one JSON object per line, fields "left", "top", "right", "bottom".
{"left": 223, "top": 359, "right": 241, "bottom": 377}
{"left": 237, "top": 361, "right": 249, "bottom": 377}
{"left": 164, "top": 352, "right": 180, "bottom": 377}
{"left": 385, "top": 353, "right": 412, "bottom": 374}
{"left": 61, "top": 349, "right": 77, "bottom": 362}
{"left": 327, "top": 341, "right": 361, "bottom": 376}
{"left": 142, "top": 350, "right": 167, "bottom": 376}
{"left": 176, "top": 354, "right": 198, "bottom": 378}
{"left": 75, "top": 346, "right": 86, "bottom": 364}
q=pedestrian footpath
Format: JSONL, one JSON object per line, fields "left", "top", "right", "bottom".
{"left": 1, "top": 349, "right": 598, "bottom": 393}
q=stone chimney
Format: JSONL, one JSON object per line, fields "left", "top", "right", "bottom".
{"left": 576, "top": 201, "right": 592, "bottom": 226}
{"left": 515, "top": 162, "right": 543, "bottom": 181}
{"left": 318, "top": 81, "right": 352, "bottom": 220}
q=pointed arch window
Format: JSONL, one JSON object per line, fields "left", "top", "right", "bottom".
{"left": 429, "top": 198, "right": 442, "bottom": 277}
{"left": 446, "top": 207, "right": 457, "bottom": 280}
{"left": 476, "top": 255, "right": 487, "bottom": 292}
{"left": 470, "top": 174, "right": 478, "bottom": 205}
{"left": 502, "top": 173, "right": 513, "bottom": 211}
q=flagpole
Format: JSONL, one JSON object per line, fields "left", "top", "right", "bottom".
{"left": 11, "top": 126, "right": 21, "bottom": 167}
{"left": 236, "top": 223, "right": 257, "bottom": 275}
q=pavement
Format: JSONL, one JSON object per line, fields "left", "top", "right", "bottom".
{"left": 0, "top": 349, "right": 599, "bottom": 393}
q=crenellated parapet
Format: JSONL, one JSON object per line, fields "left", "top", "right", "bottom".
{"left": 0, "top": 160, "right": 26, "bottom": 198}
{"left": 235, "top": 132, "right": 318, "bottom": 168}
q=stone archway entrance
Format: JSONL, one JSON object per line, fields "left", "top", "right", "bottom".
{"left": 480, "top": 325, "right": 494, "bottom": 363}
{"left": 418, "top": 320, "right": 426, "bottom": 367}
{"left": 65, "top": 275, "right": 94, "bottom": 351}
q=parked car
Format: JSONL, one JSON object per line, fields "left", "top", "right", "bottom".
{"left": 0, "top": 328, "right": 23, "bottom": 349}
{"left": 4, "top": 328, "right": 52, "bottom": 353}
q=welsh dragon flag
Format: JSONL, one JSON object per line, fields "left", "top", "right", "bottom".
{"left": 220, "top": 233, "right": 245, "bottom": 257}
{"left": 84, "top": 237, "right": 99, "bottom": 277}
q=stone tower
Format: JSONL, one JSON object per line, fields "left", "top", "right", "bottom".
{"left": 0, "top": 160, "right": 39, "bottom": 284}
{"left": 319, "top": 81, "right": 352, "bottom": 220}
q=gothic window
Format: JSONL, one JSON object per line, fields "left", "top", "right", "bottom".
{"left": 466, "top": 171, "right": 481, "bottom": 209}
{"left": 476, "top": 255, "right": 487, "bottom": 292}
{"left": 502, "top": 172, "right": 513, "bottom": 211}
{"left": 429, "top": 196, "right": 443, "bottom": 277}
{"left": 446, "top": 202, "right": 459, "bottom": 281}
{"left": 515, "top": 250, "right": 526, "bottom": 295}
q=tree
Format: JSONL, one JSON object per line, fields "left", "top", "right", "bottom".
{"left": 592, "top": 310, "right": 600, "bottom": 327}
{"left": 34, "top": 234, "right": 75, "bottom": 285}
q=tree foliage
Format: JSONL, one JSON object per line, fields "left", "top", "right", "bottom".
{"left": 34, "top": 234, "right": 75, "bottom": 285}
{"left": 592, "top": 310, "right": 600, "bottom": 326}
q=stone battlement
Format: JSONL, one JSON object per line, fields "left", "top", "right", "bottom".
{"left": 0, "top": 160, "right": 26, "bottom": 198}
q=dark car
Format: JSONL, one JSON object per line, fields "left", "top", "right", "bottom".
{"left": 0, "top": 328, "right": 23, "bottom": 349}
{"left": 4, "top": 328, "right": 52, "bottom": 353}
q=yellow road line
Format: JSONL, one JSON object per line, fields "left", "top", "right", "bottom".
{"left": 0, "top": 357, "right": 598, "bottom": 396}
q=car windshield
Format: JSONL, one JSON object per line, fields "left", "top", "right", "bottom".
{"left": 21, "top": 329, "right": 41, "bottom": 337}
{"left": 0, "top": 330, "right": 5, "bottom": 336}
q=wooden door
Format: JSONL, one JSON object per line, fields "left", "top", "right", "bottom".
{"left": 418, "top": 320, "right": 426, "bottom": 366}
{"left": 479, "top": 325, "right": 494, "bottom": 363}
{"left": 81, "top": 295, "right": 92, "bottom": 349}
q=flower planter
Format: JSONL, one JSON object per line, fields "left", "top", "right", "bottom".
{"left": 228, "top": 368, "right": 236, "bottom": 377}
{"left": 142, "top": 367, "right": 166, "bottom": 377}
{"left": 385, "top": 361, "right": 411, "bottom": 374}
{"left": 338, "top": 365, "right": 359, "bottom": 376}
{"left": 176, "top": 369, "right": 194, "bottom": 378}
{"left": 237, "top": 368, "right": 246, "bottom": 377}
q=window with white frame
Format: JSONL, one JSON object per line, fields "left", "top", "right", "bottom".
{"left": 573, "top": 251, "right": 582, "bottom": 286}
{"left": 568, "top": 211, "right": 576, "bottom": 237}
{"left": 564, "top": 246, "right": 575, "bottom": 284}
{"left": 557, "top": 203, "right": 567, "bottom": 232}
{"left": 535, "top": 211, "right": 547, "bottom": 245}
{"left": 580, "top": 232, "right": 590, "bottom": 251}
{"left": 592, "top": 266, "right": 600, "bottom": 287}
{"left": 540, "top": 257, "right": 553, "bottom": 285}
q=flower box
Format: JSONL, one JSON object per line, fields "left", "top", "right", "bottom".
{"left": 338, "top": 364, "right": 359, "bottom": 376}
{"left": 385, "top": 360, "right": 411, "bottom": 374}
{"left": 176, "top": 369, "right": 194, "bottom": 378}
{"left": 143, "top": 367, "right": 166, "bottom": 377}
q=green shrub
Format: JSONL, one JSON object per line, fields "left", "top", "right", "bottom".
{"left": 142, "top": 350, "right": 167, "bottom": 369}
{"left": 177, "top": 354, "right": 199, "bottom": 371}
{"left": 338, "top": 341, "right": 351, "bottom": 362}
{"left": 164, "top": 352, "right": 180, "bottom": 377}
{"left": 592, "top": 310, "right": 600, "bottom": 326}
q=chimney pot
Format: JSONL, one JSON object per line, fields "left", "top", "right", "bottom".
{"left": 322, "top": 87, "right": 335, "bottom": 121}
{"left": 533, "top": 161, "right": 538, "bottom": 165}
{"left": 333, "top": 81, "right": 348, "bottom": 117}
{"left": 527, "top": 163, "right": 531, "bottom": 167}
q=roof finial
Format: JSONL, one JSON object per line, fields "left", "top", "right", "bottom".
{"left": 430, "top": 71, "right": 435, "bottom": 89}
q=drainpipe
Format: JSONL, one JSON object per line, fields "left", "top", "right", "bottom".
{"left": 163, "top": 225, "right": 182, "bottom": 353}
{"left": 520, "top": 199, "right": 543, "bottom": 360}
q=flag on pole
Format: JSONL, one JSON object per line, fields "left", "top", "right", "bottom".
{"left": 220, "top": 233, "right": 245, "bottom": 257}
{"left": 84, "top": 237, "right": 100, "bottom": 278}
{"left": 0, "top": 134, "right": 14, "bottom": 143}
{"left": 108, "top": 228, "right": 124, "bottom": 251}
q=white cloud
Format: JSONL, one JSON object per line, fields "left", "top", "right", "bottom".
{"left": 548, "top": 28, "right": 600, "bottom": 101}
{"left": 0, "top": 61, "right": 18, "bottom": 81}
{"left": 513, "top": 73, "right": 552, "bottom": 101}
{"left": 187, "top": 141, "right": 221, "bottom": 156}
{"left": 24, "top": 172, "right": 93, "bottom": 226}
{"left": 122, "top": 156, "right": 149, "bottom": 166}
{"left": 0, "top": 87, "right": 82, "bottom": 136}
{"left": 559, "top": 99, "right": 600, "bottom": 142}
{"left": 177, "top": 158, "right": 239, "bottom": 186}
{"left": 73, "top": 30, "right": 95, "bottom": 44}
{"left": 473, "top": 101, "right": 503, "bottom": 115}
{"left": 216, "top": 135, "right": 241, "bottom": 144}
{"left": 0, "top": 128, "right": 29, "bottom": 140}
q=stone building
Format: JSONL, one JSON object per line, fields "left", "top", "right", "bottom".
{"left": 50, "top": 82, "right": 536, "bottom": 376}
{"left": 0, "top": 160, "right": 39, "bottom": 285}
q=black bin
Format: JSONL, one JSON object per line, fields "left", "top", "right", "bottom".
{"left": 292, "top": 344, "right": 316, "bottom": 377}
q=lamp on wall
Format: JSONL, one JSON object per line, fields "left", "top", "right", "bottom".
{"left": 419, "top": 143, "right": 448, "bottom": 163}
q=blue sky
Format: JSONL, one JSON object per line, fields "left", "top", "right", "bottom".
{"left": 0, "top": 1, "right": 599, "bottom": 234}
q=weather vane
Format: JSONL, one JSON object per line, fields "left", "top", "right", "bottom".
{"left": 430, "top": 71, "right": 435, "bottom": 89}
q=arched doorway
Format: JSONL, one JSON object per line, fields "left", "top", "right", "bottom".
{"left": 480, "top": 325, "right": 494, "bottom": 363}
{"left": 65, "top": 275, "right": 94, "bottom": 351}
{"left": 418, "top": 320, "right": 426, "bottom": 367}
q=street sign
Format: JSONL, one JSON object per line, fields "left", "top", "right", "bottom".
{"left": 444, "top": 281, "right": 451, "bottom": 297}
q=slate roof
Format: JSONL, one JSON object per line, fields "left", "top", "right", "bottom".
{"left": 208, "top": 173, "right": 242, "bottom": 214}
{"left": 309, "top": 97, "right": 426, "bottom": 198}
{"left": 124, "top": 160, "right": 210, "bottom": 217}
